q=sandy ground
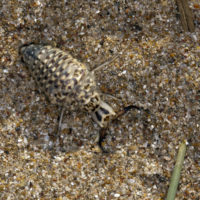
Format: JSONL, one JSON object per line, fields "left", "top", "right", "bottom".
{"left": 0, "top": 0, "right": 199, "bottom": 199}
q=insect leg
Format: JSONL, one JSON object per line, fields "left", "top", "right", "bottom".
{"left": 57, "top": 106, "right": 65, "bottom": 135}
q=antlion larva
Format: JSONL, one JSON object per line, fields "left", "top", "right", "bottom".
{"left": 20, "top": 44, "right": 116, "bottom": 127}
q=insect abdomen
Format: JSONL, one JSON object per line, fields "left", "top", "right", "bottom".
{"left": 20, "top": 45, "right": 94, "bottom": 106}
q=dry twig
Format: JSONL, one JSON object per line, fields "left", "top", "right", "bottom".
{"left": 175, "top": 0, "right": 195, "bottom": 32}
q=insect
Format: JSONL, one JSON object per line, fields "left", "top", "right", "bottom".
{"left": 19, "top": 44, "right": 116, "bottom": 128}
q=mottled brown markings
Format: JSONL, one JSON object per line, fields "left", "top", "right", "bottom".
{"left": 55, "top": 71, "right": 60, "bottom": 78}
{"left": 84, "top": 84, "right": 90, "bottom": 91}
{"left": 54, "top": 84, "right": 58, "bottom": 88}
{"left": 91, "top": 104, "right": 99, "bottom": 112}
{"left": 65, "top": 72, "right": 69, "bottom": 77}
{"left": 65, "top": 59, "right": 74, "bottom": 68}
{"left": 63, "top": 92, "right": 69, "bottom": 96}
{"left": 58, "top": 53, "right": 63, "bottom": 58}
{"left": 72, "top": 78, "right": 78, "bottom": 86}
{"left": 21, "top": 44, "right": 116, "bottom": 128}
{"left": 62, "top": 55, "right": 70, "bottom": 60}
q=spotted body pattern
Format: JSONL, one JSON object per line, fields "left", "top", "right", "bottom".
{"left": 20, "top": 44, "right": 115, "bottom": 127}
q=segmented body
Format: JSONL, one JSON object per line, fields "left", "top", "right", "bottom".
{"left": 20, "top": 44, "right": 115, "bottom": 127}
